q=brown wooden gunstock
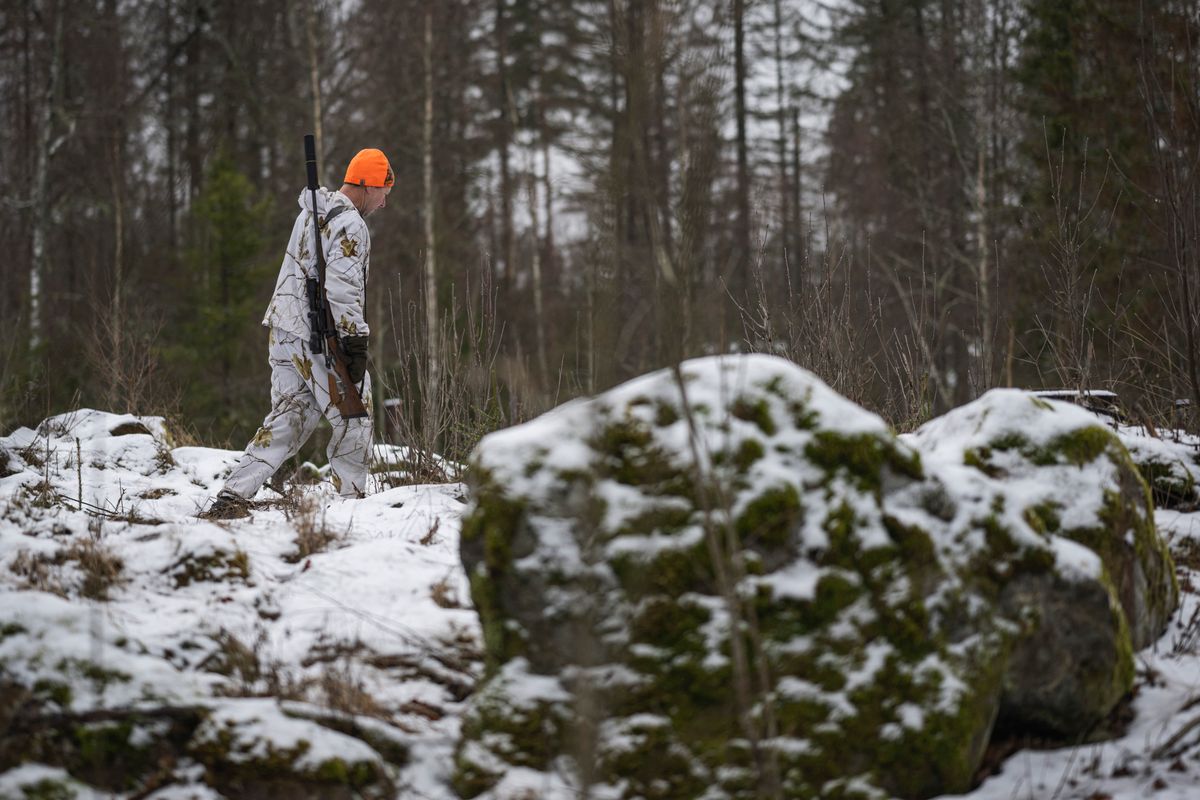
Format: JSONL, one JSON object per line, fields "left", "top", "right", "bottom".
{"left": 325, "top": 331, "right": 369, "bottom": 419}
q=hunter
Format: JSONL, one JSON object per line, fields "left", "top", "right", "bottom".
{"left": 202, "top": 148, "right": 393, "bottom": 519}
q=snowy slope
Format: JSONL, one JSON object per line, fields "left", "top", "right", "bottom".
{"left": 2, "top": 405, "right": 1200, "bottom": 799}
{"left": 0, "top": 409, "right": 480, "bottom": 799}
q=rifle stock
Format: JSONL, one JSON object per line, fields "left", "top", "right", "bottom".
{"left": 304, "top": 133, "right": 369, "bottom": 420}
{"left": 325, "top": 331, "right": 369, "bottom": 418}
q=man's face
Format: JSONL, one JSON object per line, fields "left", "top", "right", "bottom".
{"left": 363, "top": 185, "right": 391, "bottom": 217}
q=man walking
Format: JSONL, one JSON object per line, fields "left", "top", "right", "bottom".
{"left": 202, "top": 149, "right": 393, "bottom": 519}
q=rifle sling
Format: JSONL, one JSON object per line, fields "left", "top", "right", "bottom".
{"left": 314, "top": 203, "right": 350, "bottom": 278}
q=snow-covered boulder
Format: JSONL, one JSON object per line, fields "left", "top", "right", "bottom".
{"left": 457, "top": 357, "right": 1178, "bottom": 799}
{"left": 1119, "top": 432, "right": 1200, "bottom": 511}
{"left": 910, "top": 389, "right": 1177, "bottom": 736}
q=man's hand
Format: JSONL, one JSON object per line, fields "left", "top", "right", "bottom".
{"left": 342, "top": 335, "right": 369, "bottom": 384}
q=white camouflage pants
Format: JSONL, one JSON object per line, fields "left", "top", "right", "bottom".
{"left": 224, "top": 328, "right": 372, "bottom": 499}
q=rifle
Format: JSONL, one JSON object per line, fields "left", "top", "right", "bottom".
{"left": 303, "top": 134, "right": 370, "bottom": 419}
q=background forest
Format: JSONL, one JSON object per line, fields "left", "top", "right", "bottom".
{"left": 2, "top": 0, "right": 1199, "bottom": 465}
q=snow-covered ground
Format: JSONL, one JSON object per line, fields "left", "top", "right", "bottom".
{"left": 0, "top": 409, "right": 479, "bottom": 798}
{"left": 2, "top": 407, "right": 1200, "bottom": 798}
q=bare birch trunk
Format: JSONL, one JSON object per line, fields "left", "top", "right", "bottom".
{"left": 423, "top": 5, "right": 439, "bottom": 394}
{"left": 772, "top": 0, "right": 791, "bottom": 283}
{"left": 976, "top": 122, "right": 991, "bottom": 392}
{"left": 304, "top": 0, "right": 324, "bottom": 159}
{"left": 541, "top": 123, "right": 555, "bottom": 259}
{"left": 733, "top": 0, "right": 751, "bottom": 299}
{"left": 791, "top": 106, "right": 803, "bottom": 296}
{"left": 528, "top": 146, "right": 549, "bottom": 383}
{"left": 164, "top": 0, "right": 179, "bottom": 252}
{"left": 495, "top": 0, "right": 515, "bottom": 295}
{"left": 29, "top": 0, "right": 65, "bottom": 353}
{"left": 109, "top": 137, "right": 125, "bottom": 409}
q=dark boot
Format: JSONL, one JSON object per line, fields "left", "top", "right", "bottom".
{"left": 199, "top": 489, "right": 250, "bottom": 520}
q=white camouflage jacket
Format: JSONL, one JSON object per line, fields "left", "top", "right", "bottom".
{"left": 262, "top": 187, "right": 371, "bottom": 340}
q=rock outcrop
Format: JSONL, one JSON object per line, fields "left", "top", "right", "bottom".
{"left": 457, "top": 356, "right": 1177, "bottom": 799}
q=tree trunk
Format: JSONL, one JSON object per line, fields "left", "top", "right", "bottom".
{"left": 423, "top": 4, "right": 439, "bottom": 390}
{"left": 530, "top": 83, "right": 550, "bottom": 384}
{"left": 495, "top": 0, "right": 515, "bottom": 296}
{"left": 528, "top": 153, "right": 549, "bottom": 383}
{"left": 185, "top": 0, "right": 203, "bottom": 199}
{"left": 304, "top": 0, "right": 324, "bottom": 160}
{"left": 772, "top": 0, "right": 791, "bottom": 288}
{"left": 165, "top": 0, "right": 179, "bottom": 253}
{"left": 29, "top": 0, "right": 65, "bottom": 354}
{"left": 109, "top": 139, "right": 126, "bottom": 410}
{"left": 792, "top": 105, "right": 803, "bottom": 292}
{"left": 733, "top": 0, "right": 752, "bottom": 299}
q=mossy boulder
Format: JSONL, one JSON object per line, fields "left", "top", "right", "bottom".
{"left": 458, "top": 364, "right": 1177, "bottom": 799}
{"left": 187, "top": 699, "right": 396, "bottom": 799}
{"left": 0, "top": 765, "right": 99, "bottom": 800}
{"left": 0, "top": 697, "right": 399, "bottom": 799}
{"left": 909, "top": 389, "right": 1177, "bottom": 735}
{"left": 1121, "top": 434, "right": 1200, "bottom": 511}
{"left": 452, "top": 658, "right": 573, "bottom": 797}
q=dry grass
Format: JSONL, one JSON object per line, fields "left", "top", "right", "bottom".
{"left": 430, "top": 574, "right": 462, "bottom": 609}
{"left": 64, "top": 532, "right": 126, "bottom": 600}
{"left": 203, "top": 629, "right": 263, "bottom": 693}
{"left": 284, "top": 494, "right": 341, "bottom": 563}
{"left": 9, "top": 549, "right": 65, "bottom": 597}
{"left": 381, "top": 274, "right": 543, "bottom": 487}
{"left": 318, "top": 662, "right": 389, "bottom": 719}
{"left": 206, "top": 630, "right": 393, "bottom": 722}
{"left": 419, "top": 518, "right": 440, "bottom": 546}
{"left": 18, "top": 479, "right": 58, "bottom": 510}
{"left": 7, "top": 526, "right": 124, "bottom": 601}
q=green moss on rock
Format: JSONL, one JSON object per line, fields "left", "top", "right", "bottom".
{"left": 17, "top": 779, "right": 77, "bottom": 800}
{"left": 71, "top": 720, "right": 156, "bottom": 791}
{"left": 731, "top": 438, "right": 765, "bottom": 471}
{"left": 468, "top": 569, "right": 525, "bottom": 669}
{"left": 1044, "top": 426, "right": 1115, "bottom": 467}
{"left": 736, "top": 485, "right": 801, "bottom": 551}
{"left": 655, "top": 402, "right": 680, "bottom": 427}
{"left": 190, "top": 721, "right": 390, "bottom": 799}
{"left": 805, "top": 432, "right": 922, "bottom": 493}
{"left": 32, "top": 678, "right": 72, "bottom": 707}
{"left": 1022, "top": 501, "right": 1062, "bottom": 535}
{"left": 0, "top": 621, "right": 27, "bottom": 641}
{"left": 596, "top": 716, "right": 708, "bottom": 798}
{"left": 452, "top": 667, "right": 567, "bottom": 797}
{"left": 591, "top": 418, "right": 691, "bottom": 495}
{"left": 731, "top": 396, "right": 777, "bottom": 435}
{"left": 611, "top": 539, "right": 714, "bottom": 599}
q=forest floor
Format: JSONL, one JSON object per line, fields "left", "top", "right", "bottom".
{"left": 1, "top": 407, "right": 1199, "bottom": 799}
